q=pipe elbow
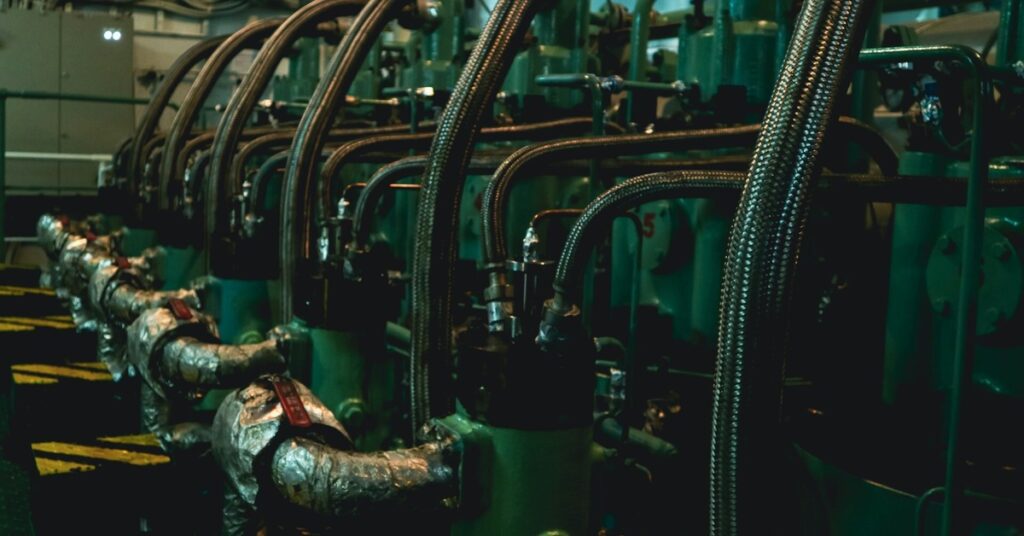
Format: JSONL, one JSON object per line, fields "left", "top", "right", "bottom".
{"left": 213, "top": 376, "right": 458, "bottom": 529}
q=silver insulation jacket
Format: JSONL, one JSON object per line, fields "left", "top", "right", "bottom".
{"left": 36, "top": 213, "right": 70, "bottom": 258}
{"left": 270, "top": 436, "right": 455, "bottom": 518}
{"left": 89, "top": 264, "right": 199, "bottom": 324}
{"left": 89, "top": 264, "right": 200, "bottom": 380}
{"left": 140, "top": 381, "right": 212, "bottom": 455}
{"left": 213, "top": 377, "right": 349, "bottom": 508}
{"left": 127, "top": 305, "right": 221, "bottom": 400}
{"left": 161, "top": 337, "right": 284, "bottom": 391}
{"left": 213, "top": 377, "right": 457, "bottom": 525}
{"left": 97, "top": 321, "right": 131, "bottom": 381}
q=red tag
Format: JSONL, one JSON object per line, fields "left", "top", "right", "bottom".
{"left": 273, "top": 379, "right": 312, "bottom": 428}
{"left": 85, "top": 231, "right": 97, "bottom": 243}
{"left": 167, "top": 298, "right": 193, "bottom": 320}
{"left": 116, "top": 256, "right": 131, "bottom": 270}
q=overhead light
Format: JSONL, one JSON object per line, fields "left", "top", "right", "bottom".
{"left": 103, "top": 28, "right": 123, "bottom": 41}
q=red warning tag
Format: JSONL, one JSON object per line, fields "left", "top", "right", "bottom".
{"left": 116, "top": 256, "right": 131, "bottom": 270}
{"left": 85, "top": 231, "right": 97, "bottom": 243}
{"left": 167, "top": 298, "right": 193, "bottom": 320}
{"left": 273, "top": 379, "right": 312, "bottom": 428}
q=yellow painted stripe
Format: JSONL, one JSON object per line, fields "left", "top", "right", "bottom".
{"left": 35, "top": 456, "right": 96, "bottom": 476}
{"left": 0, "top": 316, "right": 74, "bottom": 329}
{"left": 11, "top": 364, "right": 111, "bottom": 382}
{"left": 0, "top": 322, "right": 34, "bottom": 332}
{"left": 97, "top": 434, "right": 161, "bottom": 448}
{"left": 0, "top": 286, "right": 55, "bottom": 296}
{"left": 69, "top": 361, "right": 109, "bottom": 371}
{"left": 12, "top": 373, "right": 59, "bottom": 385}
{"left": 44, "top": 315, "right": 73, "bottom": 322}
{"left": 31, "top": 442, "right": 170, "bottom": 466}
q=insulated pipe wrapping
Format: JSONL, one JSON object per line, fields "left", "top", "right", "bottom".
{"left": 270, "top": 435, "right": 455, "bottom": 518}
{"left": 213, "top": 376, "right": 351, "bottom": 510}
{"left": 212, "top": 376, "right": 457, "bottom": 532}
{"left": 88, "top": 264, "right": 200, "bottom": 379}
{"left": 709, "top": 0, "right": 870, "bottom": 533}
{"left": 160, "top": 337, "right": 284, "bottom": 391}
{"left": 206, "top": 0, "right": 370, "bottom": 249}
{"left": 140, "top": 381, "right": 212, "bottom": 455}
{"left": 127, "top": 304, "right": 222, "bottom": 399}
{"left": 36, "top": 214, "right": 70, "bottom": 260}
{"left": 410, "top": 0, "right": 542, "bottom": 433}
{"left": 280, "top": 0, "right": 413, "bottom": 321}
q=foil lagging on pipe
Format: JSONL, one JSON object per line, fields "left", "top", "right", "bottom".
{"left": 89, "top": 263, "right": 201, "bottom": 379}
{"left": 140, "top": 381, "right": 212, "bottom": 455}
{"left": 212, "top": 376, "right": 458, "bottom": 532}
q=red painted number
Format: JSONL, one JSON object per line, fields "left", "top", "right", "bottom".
{"left": 643, "top": 213, "right": 655, "bottom": 238}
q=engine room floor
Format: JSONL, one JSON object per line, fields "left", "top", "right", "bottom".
{"left": 0, "top": 263, "right": 218, "bottom": 535}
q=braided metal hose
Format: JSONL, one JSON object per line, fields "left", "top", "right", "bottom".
{"left": 281, "top": 0, "right": 414, "bottom": 321}
{"left": 710, "top": 0, "right": 870, "bottom": 532}
{"left": 157, "top": 18, "right": 282, "bottom": 211}
{"left": 205, "top": 0, "right": 370, "bottom": 246}
{"left": 128, "top": 34, "right": 225, "bottom": 195}
{"left": 545, "top": 171, "right": 745, "bottom": 314}
{"left": 410, "top": 0, "right": 543, "bottom": 432}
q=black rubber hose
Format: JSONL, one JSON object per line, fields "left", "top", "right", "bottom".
{"left": 481, "top": 117, "right": 896, "bottom": 267}
{"left": 205, "top": 0, "right": 368, "bottom": 247}
{"left": 128, "top": 34, "right": 225, "bottom": 197}
{"left": 410, "top": 0, "right": 544, "bottom": 431}
{"left": 710, "top": 0, "right": 870, "bottom": 532}
{"left": 280, "top": 0, "right": 413, "bottom": 322}
{"left": 157, "top": 18, "right": 282, "bottom": 211}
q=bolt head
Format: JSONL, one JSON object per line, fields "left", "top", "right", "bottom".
{"left": 938, "top": 235, "right": 956, "bottom": 255}
{"left": 991, "top": 242, "right": 1013, "bottom": 262}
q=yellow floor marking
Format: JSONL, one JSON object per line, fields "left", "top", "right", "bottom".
{"left": 0, "top": 322, "right": 35, "bottom": 332}
{"left": 0, "top": 316, "right": 74, "bottom": 329}
{"left": 69, "top": 362, "right": 109, "bottom": 371}
{"left": 35, "top": 457, "right": 96, "bottom": 476}
{"left": 97, "top": 434, "right": 161, "bottom": 448}
{"left": 0, "top": 286, "right": 55, "bottom": 296}
{"left": 31, "top": 442, "right": 170, "bottom": 466}
{"left": 44, "top": 315, "right": 73, "bottom": 322}
{"left": 11, "top": 364, "right": 111, "bottom": 382}
{"left": 12, "top": 373, "right": 59, "bottom": 385}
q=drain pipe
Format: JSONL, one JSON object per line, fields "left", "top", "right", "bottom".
{"left": 709, "top": 0, "right": 871, "bottom": 533}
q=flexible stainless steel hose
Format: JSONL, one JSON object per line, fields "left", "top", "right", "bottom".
{"left": 280, "top": 0, "right": 413, "bottom": 321}
{"left": 157, "top": 19, "right": 281, "bottom": 211}
{"left": 480, "top": 126, "right": 760, "bottom": 267}
{"left": 205, "top": 0, "right": 368, "bottom": 248}
{"left": 481, "top": 117, "right": 896, "bottom": 267}
{"left": 710, "top": 0, "right": 870, "bottom": 532}
{"left": 128, "top": 34, "right": 225, "bottom": 198}
{"left": 546, "top": 171, "right": 746, "bottom": 313}
{"left": 410, "top": 0, "right": 542, "bottom": 433}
